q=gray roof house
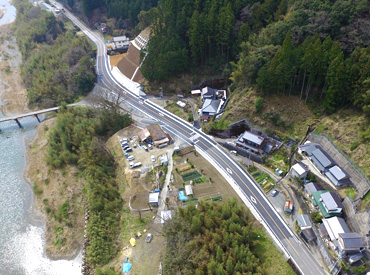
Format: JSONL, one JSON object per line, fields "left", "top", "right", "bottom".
{"left": 310, "top": 147, "right": 336, "bottom": 172}
{"left": 305, "top": 182, "right": 325, "bottom": 196}
{"left": 235, "top": 131, "right": 266, "bottom": 155}
{"left": 297, "top": 214, "right": 312, "bottom": 229}
{"left": 324, "top": 165, "right": 351, "bottom": 187}
{"left": 199, "top": 99, "right": 223, "bottom": 121}
{"left": 321, "top": 192, "right": 344, "bottom": 215}
{"left": 337, "top": 233, "right": 363, "bottom": 254}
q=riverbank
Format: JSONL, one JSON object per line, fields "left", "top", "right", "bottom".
{"left": 0, "top": 23, "right": 29, "bottom": 115}
{"left": 25, "top": 118, "right": 85, "bottom": 260}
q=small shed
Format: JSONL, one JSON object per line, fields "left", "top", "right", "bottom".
{"left": 191, "top": 89, "right": 201, "bottom": 97}
{"left": 176, "top": 101, "right": 186, "bottom": 108}
{"left": 297, "top": 214, "right": 312, "bottom": 229}
{"left": 284, "top": 200, "right": 294, "bottom": 213}
{"left": 291, "top": 163, "right": 308, "bottom": 179}
{"left": 185, "top": 185, "right": 193, "bottom": 196}
{"left": 149, "top": 192, "right": 159, "bottom": 207}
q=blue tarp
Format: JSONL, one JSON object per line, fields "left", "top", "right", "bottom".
{"left": 178, "top": 191, "right": 188, "bottom": 201}
{"left": 122, "top": 263, "right": 132, "bottom": 273}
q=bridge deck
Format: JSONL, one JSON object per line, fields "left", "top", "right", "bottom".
{"left": 0, "top": 107, "right": 60, "bottom": 123}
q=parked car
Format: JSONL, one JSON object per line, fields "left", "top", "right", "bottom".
{"left": 151, "top": 155, "right": 155, "bottom": 162}
{"left": 143, "top": 145, "right": 148, "bottom": 151}
{"left": 230, "top": 150, "right": 237, "bottom": 156}
{"left": 271, "top": 190, "right": 278, "bottom": 197}
{"left": 127, "top": 156, "right": 134, "bottom": 161}
{"left": 148, "top": 144, "right": 153, "bottom": 150}
{"left": 125, "top": 148, "right": 132, "bottom": 153}
{"left": 145, "top": 233, "right": 153, "bottom": 243}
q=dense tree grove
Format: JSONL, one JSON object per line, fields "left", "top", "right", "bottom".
{"left": 13, "top": 0, "right": 95, "bottom": 108}
{"left": 47, "top": 107, "right": 132, "bottom": 265}
{"left": 65, "top": 0, "right": 157, "bottom": 26}
{"left": 164, "top": 199, "right": 292, "bottom": 275}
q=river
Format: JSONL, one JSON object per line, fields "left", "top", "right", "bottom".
{"left": 0, "top": 1, "right": 81, "bottom": 274}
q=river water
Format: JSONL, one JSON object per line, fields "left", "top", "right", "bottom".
{"left": 0, "top": 1, "right": 81, "bottom": 274}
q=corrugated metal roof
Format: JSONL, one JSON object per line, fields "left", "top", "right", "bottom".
{"left": 292, "top": 163, "right": 308, "bottom": 176}
{"left": 299, "top": 144, "right": 319, "bottom": 155}
{"left": 321, "top": 192, "right": 344, "bottom": 210}
{"left": 322, "top": 217, "right": 350, "bottom": 240}
{"left": 328, "top": 165, "right": 350, "bottom": 180}
{"left": 338, "top": 233, "right": 363, "bottom": 248}
{"left": 297, "top": 214, "right": 311, "bottom": 228}
{"left": 149, "top": 192, "right": 159, "bottom": 203}
{"left": 305, "top": 182, "right": 325, "bottom": 195}
{"left": 113, "top": 36, "right": 129, "bottom": 42}
{"left": 241, "top": 131, "right": 265, "bottom": 146}
{"left": 311, "top": 148, "right": 335, "bottom": 169}
{"left": 185, "top": 185, "right": 193, "bottom": 196}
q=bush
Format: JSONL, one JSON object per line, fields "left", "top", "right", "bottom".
{"left": 310, "top": 211, "right": 323, "bottom": 223}
{"left": 255, "top": 97, "right": 264, "bottom": 112}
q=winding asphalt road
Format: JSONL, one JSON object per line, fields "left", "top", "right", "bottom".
{"left": 58, "top": 4, "right": 327, "bottom": 275}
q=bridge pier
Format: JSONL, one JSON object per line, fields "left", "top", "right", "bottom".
{"left": 34, "top": 114, "right": 41, "bottom": 123}
{"left": 15, "top": 118, "right": 22, "bottom": 129}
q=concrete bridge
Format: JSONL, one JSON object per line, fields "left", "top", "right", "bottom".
{"left": 0, "top": 102, "right": 89, "bottom": 130}
{"left": 0, "top": 107, "right": 60, "bottom": 129}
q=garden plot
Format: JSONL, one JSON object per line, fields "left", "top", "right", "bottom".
{"left": 249, "top": 167, "right": 276, "bottom": 193}
{"left": 172, "top": 151, "right": 242, "bottom": 204}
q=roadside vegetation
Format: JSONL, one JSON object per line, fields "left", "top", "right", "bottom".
{"left": 164, "top": 199, "right": 294, "bottom": 275}
{"left": 13, "top": 0, "right": 95, "bottom": 108}
{"left": 47, "top": 106, "right": 132, "bottom": 266}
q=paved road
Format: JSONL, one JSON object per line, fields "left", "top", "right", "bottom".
{"left": 58, "top": 4, "right": 327, "bottom": 275}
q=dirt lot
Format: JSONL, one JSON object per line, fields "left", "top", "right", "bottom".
{"left": 105, "top": 126, "right": 172, "bottom": 274}
{"left": 109, "top": 52, "right": 127, "bottom": 68}
{"left": 172, "top": 150, "right": 243, "bottom": 204}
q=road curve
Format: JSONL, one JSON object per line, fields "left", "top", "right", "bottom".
{"left": 58, "top": 4, "right": 328, "bottom": 275}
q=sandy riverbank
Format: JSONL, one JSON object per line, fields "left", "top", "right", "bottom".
{"left": 0, "top": 24, "right": 29, "bottom": 115}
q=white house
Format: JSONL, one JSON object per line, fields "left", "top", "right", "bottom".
{"left": 291, "top": 163, "right": 308, "bottom": 179}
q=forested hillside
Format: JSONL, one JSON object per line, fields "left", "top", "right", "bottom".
{"left": 139, "top": 0, "right": 370, "bottom": 116}
{"left": 47, "top": 106, "right": 132, "bottom": 265}
{"left": 13, "top": 0, "right": 95, "bottom": 108}
{"left": 64, "top": 0, "right": 157, "bottom": 26}
{"left": 164, "top": 199, "right": 294, "bottom": 275}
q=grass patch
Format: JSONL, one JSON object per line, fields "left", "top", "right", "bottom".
{"left": 253, "top": 228, "right": 295, "bottom": 275}
{"left": 165, "top": 103, "right": 192, "bottom": 121}
{"left": 344, "top": 187, "right": 357, "bottom": 200}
